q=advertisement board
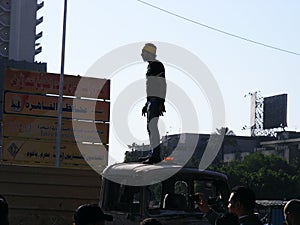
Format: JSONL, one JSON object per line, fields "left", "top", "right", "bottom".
{"left": 1, "top": 69, "right": 110, "bottom": 168}
{"left": 2, "top": 137, "right": 108, "bottom": 168}
{"left": 3, "top": 115, "right": 109, "bottom": 144}
{"left": 4, "top": 92, "right": 110, "bottom": 121}
{"left": 263, "top": 94, "right": 287, "bottom": 129}
{"left": 4, "top": 68, "right": 110, "bottom": 99}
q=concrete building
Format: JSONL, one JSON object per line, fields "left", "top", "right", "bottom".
{"left": 162, "top": 132, "right": 300, "bottom": 165}
{"left": 124, "top": 131, "right": 300, "bottom": 165}
{"left": 0, "top": 0, "right": 46, "bottom": 155}
{"left": 0, "top": 0, "right": 43, "bottom": 62}
{"left": 161, "top": 133, "right": 273, "bottom": 166}
{"left": 257, "top": 131, "right": 300, "bottom": 163}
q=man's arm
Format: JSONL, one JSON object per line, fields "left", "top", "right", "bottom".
{"left": 142, "top": 103, "right": 147, "bottom": 116}
{"left": 158, "top": 102, "right": 166, "bottom": 116}
{"left": 196, "top": 193, "right": 220, "bottom": 225}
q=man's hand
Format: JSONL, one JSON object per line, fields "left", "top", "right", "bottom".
{"left": 159, "top": 103, "right": 166, "bottom": 116}
{"left": 195, "top": 193, "right": 210, "bottom": 213}
{"left": 142, "top": 105, "right": 147, "bottom": 116}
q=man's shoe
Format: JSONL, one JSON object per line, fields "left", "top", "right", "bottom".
{"left": 142, "top": 156, "right": 162, "bottom": 164}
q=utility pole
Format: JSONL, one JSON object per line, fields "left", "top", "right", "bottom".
{"left": 55, "top": 0, "right": 68, "bottom": 168}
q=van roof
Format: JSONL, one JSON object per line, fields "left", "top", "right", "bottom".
{"left": 102, "top": 162, "right": 227, "bottom": 186}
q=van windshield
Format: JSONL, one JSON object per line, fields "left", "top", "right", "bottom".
{"left": 101, "top": 175, "right": 228, "bottom": 215}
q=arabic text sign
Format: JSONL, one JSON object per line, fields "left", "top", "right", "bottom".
{"left": 3, "top": 115, "right": 109, "bottom": 144}
{"left": 4, "top": 68, "right": 110, "bottom": 99}
{"left": 4, "top": 92, "right": 110, "bottom": 121}
{"left": 2, "top": 138, "right": 108, "bottom": 168}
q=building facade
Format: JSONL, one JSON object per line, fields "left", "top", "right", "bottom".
{"left": 125, "top": 131, "right": 300, "bottom": 166}
{"left": 0, "top": 0, "right": 43, "bottom": 62}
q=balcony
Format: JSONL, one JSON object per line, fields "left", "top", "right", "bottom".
{"left": 0, "top": 11, "right": 9, "bottom": 26}
{"left": 0, "top": 26, "right": 9, "bottom": 41}
{"left": 0, "top": 42, "right": 8, "bottom": 57}
{"left": 0, "top": 0, "right": 11, "bottom": 12}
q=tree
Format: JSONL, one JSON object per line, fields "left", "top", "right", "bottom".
{"left": 210, "top": 152, "right": 300, "bottom": 199}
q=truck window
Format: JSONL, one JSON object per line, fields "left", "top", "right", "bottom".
{"left": 102, "top": 181, "right": 141, "bottom": 214}
{"left": 194, "top": 180, "right": 216, "bottom": 198}
{"left": 174, "top": 181, "right": 188, "bottom": 196}
{"left": 147, "top": 183, "right": 162, "bottom": 209}
{"left": 194, "top": 180, "right": 225, "bottom": 212}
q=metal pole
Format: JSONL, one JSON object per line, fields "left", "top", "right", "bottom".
{"left": 55, "top": 0, "right": 68, "bottom": 168}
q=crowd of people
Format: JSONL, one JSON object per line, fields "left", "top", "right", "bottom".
{"left": 1, "top": 187, "right": 299, "bottom": 225}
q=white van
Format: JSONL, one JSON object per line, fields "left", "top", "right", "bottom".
{"left": 100, "top": 162, "right": 230, "bottom": 225}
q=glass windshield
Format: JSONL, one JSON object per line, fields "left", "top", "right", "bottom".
{"left": 101, "top": 175, "right": 228, "bottom": 215}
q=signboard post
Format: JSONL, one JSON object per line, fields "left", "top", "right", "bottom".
{"left": 56, "top": 0, "right": 68, "bottom": 168}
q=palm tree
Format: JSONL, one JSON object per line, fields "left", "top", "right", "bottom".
{"left": 215, "top": 127, "right": 237, "bottom": 162}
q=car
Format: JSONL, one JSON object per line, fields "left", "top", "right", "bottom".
{"left": 99, "top": 162, "right": 230, "bottom": 225}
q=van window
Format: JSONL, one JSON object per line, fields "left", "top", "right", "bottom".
{"left": 102, "top": 181, "right": 141, "bottom": 214}
{"left": 102, "top": 175, "right": 228, "bottom": 215}
{"left": 102, "top": 180, "right": 163, "bottom": 212}
{"left": 194, "top": 180, "right": 216, "bottom": 197}
{"left": 147, "top": 183, "right": 162, "bottom": 209}
{"left": 194, "top": 180, "right": 225, "bottom": 212}
{"left": 174, "top": 181, "right": 188, "bottom": 196}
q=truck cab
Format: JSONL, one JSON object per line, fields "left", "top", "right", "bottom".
{"left": 100, "top": 162, "right": 230, "bottom": 225}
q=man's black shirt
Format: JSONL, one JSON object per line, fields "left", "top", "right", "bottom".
{"left": 146, "top": 60, "right": 166, "bottom": 103}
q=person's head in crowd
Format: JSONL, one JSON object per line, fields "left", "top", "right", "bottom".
{"left": 74, "top": 204, "right": 113, "bottom": 225}
{"left": 227, "top": 186, "right": 256, "bottom": 216}
{"left": 140, "top": 218, "right": 162, "bottom": 225}
{"left": 284, "top": 199, "right": 300, "bottom": 225}
{"left": 0, "top": 194, "right": 9, "bottom": 225}
{"left": 216, "top": 213, "right": 239, "bottom": 225}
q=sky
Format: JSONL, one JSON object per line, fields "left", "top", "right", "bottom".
{"left": 35, "top": 0, "right": 300, "bottom": 163}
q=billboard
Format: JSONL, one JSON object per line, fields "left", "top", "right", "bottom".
{"left": 3, "top": 115, "right": 109, "bottom": 144}
{"left": 263, "top": 94, "right": 287, "bottom": 129}
{"left": 1, "top": 69, "right": 111, "bottom": 168}
{"left": 4, "top": 68, "right": 110, "bottom": 99}
{"left": 4, "top": 92, "right": 110, "bottom": 121}
{"left": 2, "top": 137, "right": 108, "bottom": 168}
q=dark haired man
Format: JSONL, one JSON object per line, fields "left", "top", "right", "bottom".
{"left": 284, "top": 199, "right": 300, "bottom": 225}
{"left": 197, "top": 186, "right": 262, "bottom": 225}
{"left": 74, "top": 204, "right": 113, "bottom": 225}
{"left": 0, "top": 194, "right": 9, "bottom": 225}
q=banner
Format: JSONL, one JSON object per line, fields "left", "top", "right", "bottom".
{"left": 4, "top": 68, "right": 110, "bottom": 99}
{"left": 4, "top": 92, "right": 110, "bottom": 121}
{"left": 3, "top": 115, "right": 109, "bottom": 144}
{"left": 2, "top": 137, "right": 108, "bottom": 168}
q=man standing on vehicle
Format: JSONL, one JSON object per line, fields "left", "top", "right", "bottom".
{"left": 140, "top": 43, "right": 166, "bottom": 164}
{"left": 197, "top": 186, "right": 262, "bottom": 225}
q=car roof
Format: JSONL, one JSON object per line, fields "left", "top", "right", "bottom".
{"left": 102, "top": 162, "right": 227, "bottom": 186}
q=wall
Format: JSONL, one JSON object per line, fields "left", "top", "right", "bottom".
{"left": 0, "top": 164, "right": 101, "bottom": 225}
